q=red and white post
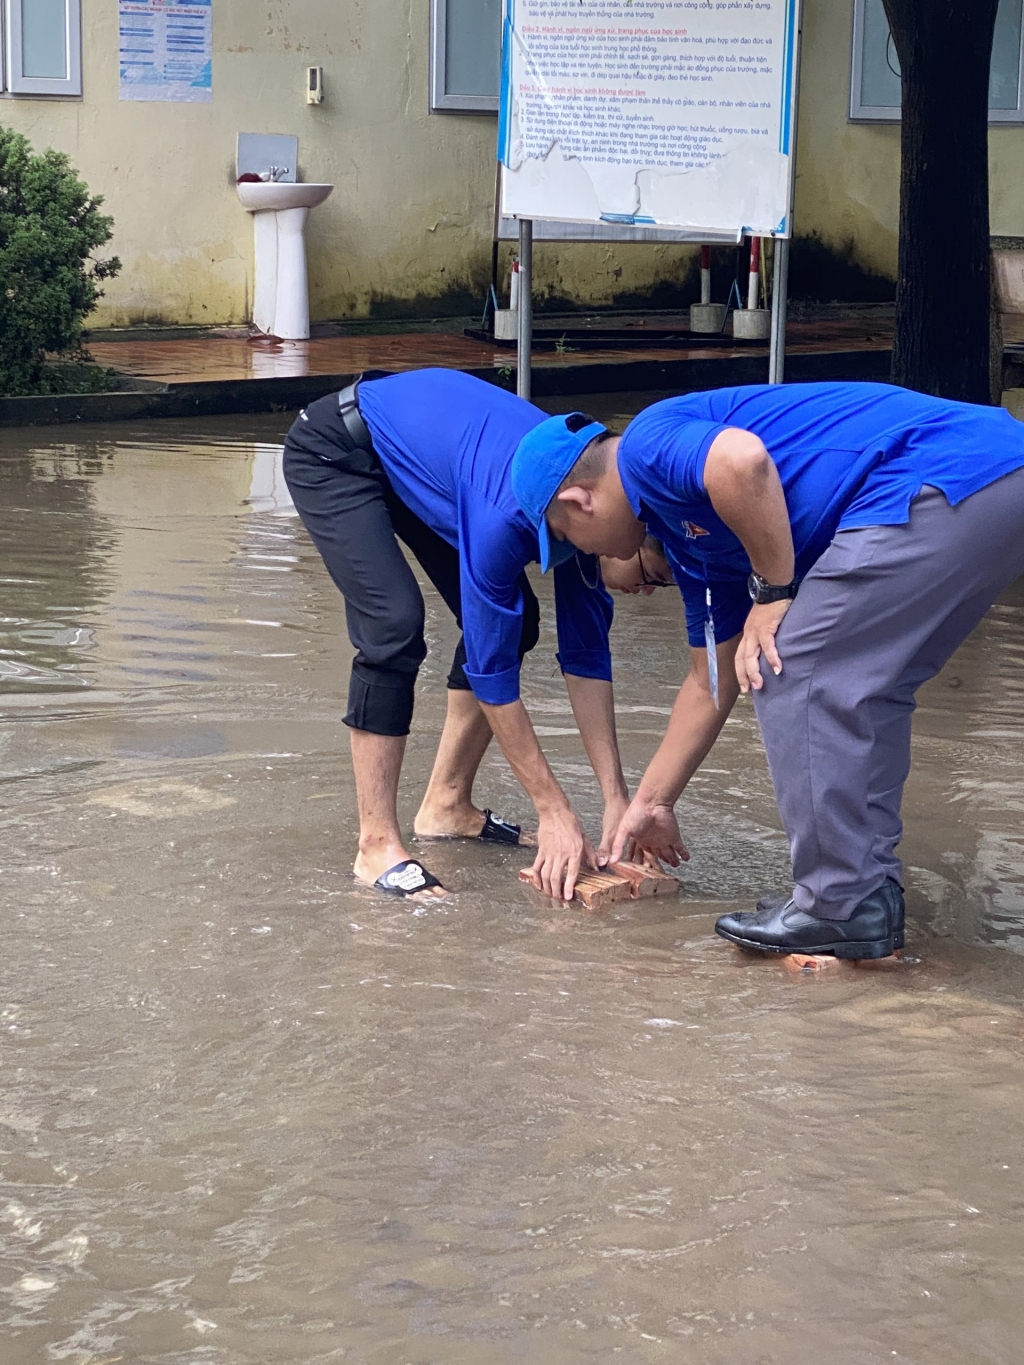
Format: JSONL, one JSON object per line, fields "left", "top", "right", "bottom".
{"left": 733, "top": 235, "right": 772, "bottom": 341}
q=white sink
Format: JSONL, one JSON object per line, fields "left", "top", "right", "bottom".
{"left": 237, "top": 182, "right": 334, "bottom": 339}
{"left": 236, "top": 181, "right": 333, "bottom": 212}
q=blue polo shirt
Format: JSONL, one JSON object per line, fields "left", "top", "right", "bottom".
{"left": 618, "top": 382, "right": 1024, "bottom": 648}
{"left": 359, "top": 369, "right": 613, "bottom": 705}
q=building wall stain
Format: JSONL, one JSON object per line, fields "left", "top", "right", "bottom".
{"left": 0, "top": 0, "right": 1019, "bottom": 328}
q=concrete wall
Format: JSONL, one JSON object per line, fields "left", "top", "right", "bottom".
{"left": 1, "top": 0, "right": 1022, "bottom": 328}
{"left": 0, "top": 0, "right": 697, "bottom": 327}
{"left": 793, "top": 0, "right": 901, "bottom": 283}
{"left": 794, "top": 0, "right": 1024, "bottom": 284}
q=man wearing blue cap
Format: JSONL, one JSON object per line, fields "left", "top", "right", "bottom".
{"left": 282, "top": 367, "right": 628, "bottom": 900}
{"left": 511, "top": 382, "right": 1024, "bottom": 959}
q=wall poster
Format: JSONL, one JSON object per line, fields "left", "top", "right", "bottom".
{"left": 120, "top": 0, "right": 213, "bottom": 103}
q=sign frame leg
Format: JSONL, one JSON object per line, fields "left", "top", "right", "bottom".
{"left": 769, "top": 237, "right": 790, "bottom": 385}
{"left": 517, "top": 218, "right": 533, "bottom": 401}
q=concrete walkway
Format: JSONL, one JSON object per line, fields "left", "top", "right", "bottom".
{"left": 86, "top": 314, "right": 893, "bottom": 387}
{"left": 2, "top": 311, "right": 898, "bottom": 427}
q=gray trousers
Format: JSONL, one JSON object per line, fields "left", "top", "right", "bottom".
{"left": 753, "top": 466, "right": 1024, "bottom": 920}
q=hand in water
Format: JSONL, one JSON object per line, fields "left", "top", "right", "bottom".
{"left": 529, "top": 805, "right": 597, "bottom": 901}
{"left": 596, "top": 790, "right": 632, "bottom": 867}
{"left": 610, "top": 796, "right": 689, "bottom": 867}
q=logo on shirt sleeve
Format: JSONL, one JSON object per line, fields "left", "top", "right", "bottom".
{"left": 683, "top": 520, "right": 710, "bottom": 539}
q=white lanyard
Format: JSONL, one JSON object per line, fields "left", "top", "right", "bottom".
{"left": 704, "top": 585, "right": 719, "bottom": 710}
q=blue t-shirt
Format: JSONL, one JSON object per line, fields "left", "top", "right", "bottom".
{"left": 618, "top": 382, "right": 1024, "bottom": 648}
{"left": 359, "top": 369, "right": 613, "bottom": 705}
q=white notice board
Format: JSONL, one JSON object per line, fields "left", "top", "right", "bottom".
{"left": 499, "top": 0, "right": 801, "bottom": 238}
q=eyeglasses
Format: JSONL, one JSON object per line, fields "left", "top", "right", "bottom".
{"left": 637, "top": 549, "right": 672, "bottom": 588}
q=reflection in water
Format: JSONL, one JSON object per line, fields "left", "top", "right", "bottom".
{"left": 1, "top": 407, "right": 1024, "bottom": 1363}
{"left": 0, "top": 449, "right": 114, "bottom": 688}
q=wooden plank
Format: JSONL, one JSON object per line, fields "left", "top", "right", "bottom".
{"left": 782, "top": 950, "right": 905, "bottom": 973}
{"left": 573, "top": 871, "right": 634, "bottom": 909}
{"left": 609, "top": 861, "right": 680, "bottom": 900}
{"left": 518, "top": 866, "right": 632, "bottom": 909}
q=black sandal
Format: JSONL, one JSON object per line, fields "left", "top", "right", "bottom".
{"left": 415, "top": 809, "right": 523, "bottom": 846}
{"left": 373, "top": 860, "right": 445, "bottom": 897}
{"left": 477, "top": 810, "right": 522, "bottom": 846}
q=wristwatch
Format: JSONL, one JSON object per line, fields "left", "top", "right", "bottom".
{"left": 747, "top": 571, "right": 798, "bottom": 605}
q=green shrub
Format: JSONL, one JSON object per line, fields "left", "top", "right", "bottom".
{"left": 0, "top": 126, "right": 121, "bottom": 396}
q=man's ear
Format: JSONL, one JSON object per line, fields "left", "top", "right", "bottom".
{"left": 554, "top": 486, "right": 594, "bottom": 514}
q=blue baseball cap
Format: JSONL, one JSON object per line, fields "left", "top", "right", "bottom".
{"left": 511, "top": 413, "right": 608, "bottom": 572}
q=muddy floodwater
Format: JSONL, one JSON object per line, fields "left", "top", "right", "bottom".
{"left": 3, "top": 399, "right": 1024, "bottom": 1365}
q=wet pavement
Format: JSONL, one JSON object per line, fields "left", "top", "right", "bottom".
{"left": 86, "top": 315, "right": 892, "bottom": 385}
{"left": 2, "top": 403, "right": 1024, "bottom": 1364}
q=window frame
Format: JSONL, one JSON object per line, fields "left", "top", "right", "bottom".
{"left": 3, "top": 0, "right": 83, "bottom": 97}
{"left": 429, "top": 0, "right": 499, "bottom": 115}
{"left": 849, "top": 0, "right": 1024, "bottom": 123}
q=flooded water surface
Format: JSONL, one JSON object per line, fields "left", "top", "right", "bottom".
{"left": 3, "top": 403, "right": 1024, "bottom": 1364}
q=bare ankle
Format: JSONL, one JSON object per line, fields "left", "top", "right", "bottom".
{"left": 356, "top": 830, "right": 408, "bottom": 872}
{"left": 418, "top": 787, "right": 473, "bottom": 816}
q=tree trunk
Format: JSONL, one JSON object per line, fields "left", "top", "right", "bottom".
{"left": 881, "top": 0, "right": 999, "bottom": 402}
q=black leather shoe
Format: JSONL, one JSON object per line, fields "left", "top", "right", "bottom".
{"left": 755, "top": 889, "right": 790, "bottom": 915}
{"left": 717, "top": 879, "right": 904, "bottom": 959}
{"left": 755, "top": 879, "right": 905, "bottom": 950}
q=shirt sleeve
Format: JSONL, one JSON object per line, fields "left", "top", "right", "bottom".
{"left": 627, "top": 418, "right": 728, "bottom": 508}
{"left": 457, "top": 485, "right": 535, "bottom": 706}
{"left": 665, "top": 547, "right": 750, "bottom": 649}
{"left": 552, "top": 553, "right": 613, "bottom": 681}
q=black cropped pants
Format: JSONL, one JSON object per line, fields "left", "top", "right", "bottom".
{"left": 283, "top": 391, "right": 540, "bottom": 737}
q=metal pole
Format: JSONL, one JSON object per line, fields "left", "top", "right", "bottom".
{"left": 769, "top": 1, "right": 803, "bottom": 383}
{"left": 768, "top": 237, "right": 790, "bottom": 384}
{"left": 517, "top": 217, "right": 533, "bottom": 401}
{"left": 489, "top": 158, "right": 502, "bottom": 324}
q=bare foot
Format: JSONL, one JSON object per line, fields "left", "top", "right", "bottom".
{"left": 413, "top": 800, "right": 487, "bottom": 839}
{"left": 413, "top": 801, "right": 537, "bottom": 846}
{"left": 353, "top": 841, "right": 447, "bottom": 899}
